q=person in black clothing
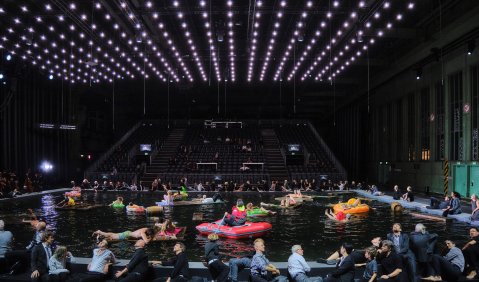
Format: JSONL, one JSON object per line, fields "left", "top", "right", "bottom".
{"left": 115, "top": 239, "right": 149, "bottom": 282}
{"left": 376, "top": 240, "right": 404, "bottom": 282}
{"left": 409, "top": 223, "right": 437, "bottom": 278}
{"left": 401, "top": 186, "right": 414, "bottom": 202}
{"left": 386, "top": 223, "right": 416, "bottom": 281}
{"left": 427, "top": 195, "right": 450, "bottom": 210}
{"left": 462, "top": 227, "right": 479, "bottom": 279}
{"left": 31, "top": 231, "right": 54, "bottom": 282}
{"left": 204, "top": 233, "right": 229, "bottom": 281}
{"left": 392, "top": 185, "right": 401, "bottom": 200}
{"left": 152, "top": 242, "right": 190, "bottom": 282}
{"left": 324, "top": 243, "right": 355, "bottom": 282}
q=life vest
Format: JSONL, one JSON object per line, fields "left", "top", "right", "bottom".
{"left": 67, "top": 197, "right": 75, "bottom": 206}
{"left": 231, "top": 205, "right": 247, "bottom": 220}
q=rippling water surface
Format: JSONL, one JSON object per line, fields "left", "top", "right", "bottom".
{"left": 0, "top": 191, "right": 471, "bottom": 261}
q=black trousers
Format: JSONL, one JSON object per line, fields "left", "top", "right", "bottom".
{"left": 67, "top": 271, "right": 106, "bottom": 282}
{"left": 49, "top": 272, "right": 70, "bottom": 282}
{"left": 463, "top": 245, "right": 479, "bottom": 272}
{"left": 208, "top": 260, "right": 229, "bottom": 281}
{"left": 4, "top": 249, "right": 31, "bottom": 274}
{"left": 118, "top": 272, "right": 144, "bottom": 282}
{"left": 430, "top": 254, "right": 462, "bottom": 282}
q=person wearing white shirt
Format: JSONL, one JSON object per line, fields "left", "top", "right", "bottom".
{"left": 288, "top": 245, "right": 323, "bottom": 282}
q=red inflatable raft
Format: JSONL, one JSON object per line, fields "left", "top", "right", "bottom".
{"left": 196, "top": 220, "right": 272, "bottom": 239}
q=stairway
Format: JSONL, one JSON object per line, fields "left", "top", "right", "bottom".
{"left": 141, "top": 128, "right": 186, "bottom": 186}
{"left": 261, "top": 129, "right": 288, "bottom": 181}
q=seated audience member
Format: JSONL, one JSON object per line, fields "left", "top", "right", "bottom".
{"left": 229, "top": 249, "right": 255, "bottom": 282}
{"left": 401, "top": 186, "right": 414, "bottom": 202}
{"left": 423, "top": 240, "right": 464, "bottom": 282}
{"left": 31, "top": 231, "right": 54, "bottom": 282}
{"left": 0, "top": 220, "right": 13, "bottom": 273}
{"left": 288, "top": 245, "right": 323, "bottom": 282}
{"left": 427, "top": 195, "right": 450, "bottom": 210}
{"left": 357, "top": 247, "right": 378, "bottom": 282}
{"left": 409, "top": 224, "right": 437, "bottom": 278}
{"left": 204, "top": 234, "right": 229, "bottom": 281}
{"left": 151, "top": 242, "right": 190, "bottom": 282}
{"left": 69, "top": 239, "right": 116, "bottom": 282}
{"left": 386, "top": 223, "right": 416, "bottom": 281}
{"left": 392, "top": 185, "right": 401, "bottom": 200}
{"left": 442, "top": 191, "right": 462, "bottom": 217}
{"left": 323, "top": 243, "right": 355, "bottom": 282}
{"left": 462, "top": 227, "right": 479, "bottom": 279}
{"left": 318, "top": 237, "right": 382, "bottom": 266}
{"left": 250, "top": 239, "right": 287, "bottom": 282}
{"left": 471, "top": 194, "right": 479, "bottom": 221}
{"left": 48, "top": 245, "right": 74, "bottom": 282}
{"left": 369, "top": 185, "right": 384, "bottom": 196}
{"left": 376, "top": 240, "right": 404, "bottom": 281}
{"left": 114, "top": 240, "right": 149, "bottom": 282}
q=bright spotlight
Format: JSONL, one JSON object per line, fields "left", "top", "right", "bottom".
{"left": 49, "top": 74, "right": 54, "bottom": 80}
{"left": 0, "top": 73, "right": 4, "bottom": 80}
{"left": 40, "top": 161, "right": 53, "bottom": 172}
{"left": 6, "top": 54, "right": 12, "bottom": 61}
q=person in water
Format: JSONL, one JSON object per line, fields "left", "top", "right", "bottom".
{"left": 246, "top": 203, "right": 276, "bottom": 215}
{"left": 57, "top": 195, "right": 75, "bottom": 207}
{"left": 325, "top": 209, "right": 351, "bottom": 222}
{"left": 201, "top": 193, "right": 225, "bottom": 203}
{"left": 93, "top": 227, "right": 153, "bottom": 243}
{"left": 280, "top": 195, "right": 297, "bottom": 207}
{"left": 223, "top": 199, "right": 247, "bottom": 226}
{"left": 109, "top": 196, "right": 124, "bottom": 206}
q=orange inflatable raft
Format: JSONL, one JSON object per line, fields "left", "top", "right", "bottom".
{"left": 126, "top": 205, "right": 145, "bottom": 213}
{"left": 333, "top": 198, "right": 370, "bottom": 214}
{"left": 65, "top": 191, "right": 81, "bottom": 198}
{"left": 196, "top": 220, "right": 272, "bottom": 239}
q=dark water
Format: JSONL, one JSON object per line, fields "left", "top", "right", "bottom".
{"left": 0, "top": 191, "right": 471, "bottom": 261}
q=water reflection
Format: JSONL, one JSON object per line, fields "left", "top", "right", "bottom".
{"left": 0, "top": 191, "right": 473, "bottom": 261}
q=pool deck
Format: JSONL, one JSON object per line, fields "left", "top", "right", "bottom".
{"left": 352, "top": 189, "right": 479, "bottom": 226}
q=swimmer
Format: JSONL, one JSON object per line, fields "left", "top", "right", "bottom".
{"left": 109, "top": 196, "right": 124, "bottom": 206}
{"left": 325, "top": 209, "right": 351, "bottom": 222}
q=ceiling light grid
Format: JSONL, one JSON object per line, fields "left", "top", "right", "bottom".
{"left": 246, "top": 1, "right": 264, "bottom": 82}
{"left": 299, "top": 0, "right": 364, "bottom": 80}
{"left": 153, "top": 1, "right": 205, "bottom": 82}
{"left": 258, "top": 0, "right": 287, "bottom": 82}
{"left": 226, "top": 0, "right": 236, "bottom": 82}
{"left": 272, "top": 0, "right": 314, "bottom": 81}
{"left": 314, "top": 1, "right": 414, "bottom": 81}
{"left": 198, "top": 0, "right": 221, "bottom": 82}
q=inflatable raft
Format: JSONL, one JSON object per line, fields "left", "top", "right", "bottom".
{"left": 65, "top": 191, "right": 81, "bottom": 198}
{"left": 333, "top": 198, "right": 370, "bottom": 214}
{"left": 126, "top": 205, "right": 145, "bottom": 213}
{"left": 146, "top": 206, "right": 163, "bottom": 215}
{"left": 111, "top": 203, "right": 125, "bottom": 209}
{"left": 196, "top": 220, "right": 272, "bottom": 239}
{"left": 261, "top": 202, "right": 302, "bottom": 209}
{"left": 247, "top": 208, "right": 269, "bottom": 217}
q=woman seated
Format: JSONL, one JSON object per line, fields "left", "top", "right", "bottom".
{"left": 325, "top": 209, "right": 351, "bottom": 222}
{"left": 109, "top": 196, "right": 124, "bottom": 206}
{"left": 93, "top": 227, "right": 153, "bottom": 243}
{"left": 223, "top": 199, "right": 247, "bottom": 226}
{"left": 246, "top": 203, "right": 276, "bottom": 215}
{"left": 48, "top": 245, "right": 75, "bottom": 281}
{"left": 158, "top": 190, "right": 175, "bottom": 206}
{"left": 280, "top": 195, "right": 297, "bottom": 207}
{"left": 369, "top": 185, "right": 384, "bottom": 196}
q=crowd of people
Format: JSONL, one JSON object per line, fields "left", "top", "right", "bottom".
{"left": 0, "top": 170, "right": 44, "bottom": 199}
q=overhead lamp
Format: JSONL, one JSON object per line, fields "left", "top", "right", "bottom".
{"left": 0, "top": 73, "right": 4, "bottom": 80}
{"left": 135, "top": 34, "right": 143, "bottom": 43}
{"left": 6, "top": 54, "right": 12, "bottom": 61}
{"left": 468, "top": 40, "right": 476, "bottom": 55}
{"left": 416, "top": 68, "right": 422, "bottom": 80}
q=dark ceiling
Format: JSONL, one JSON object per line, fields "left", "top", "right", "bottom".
{"left": 1, "top": 0, "right": 478, "bottom": 119}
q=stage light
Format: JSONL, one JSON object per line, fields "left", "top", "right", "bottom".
{"left": 468, "top": 40, "right": 475, "bottom": 55}
{"left": 6, "top": 54, "right": 12, "bottom": 61}
{"left": 0, "top": 73, "right": 4, "bottom": 80}
{"left": 40, "top": 161, "right": 53, "bottom": 172}
{"left": 416, "top": 68, "right": 422, "bottom": 80}
{"left": 49, "top": 74, "right": 54, "bottom": 80}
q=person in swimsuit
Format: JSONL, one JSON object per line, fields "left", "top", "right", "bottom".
{"left": 93, "top": 227, "right": 153, "bottom": 243}
{"left": 109, "top": 197, "right": 124, "bottom": 206}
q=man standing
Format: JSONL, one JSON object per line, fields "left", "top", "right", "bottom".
{"left": 31, "top": 231, "right": 54, "bottom": 282}
{"left": 152, "top": 242, "right": 190, "bottom": 282}
{"left": 288, "top": 245, "right": 323, "bottom": 282}
{"left": 0, "top": 220, "right": 13, "bottom": 273}
{"left": 386, "top": 223, "right": 416, "bottom": 280}
{"left": 115, "top": 239, "right": 149, "bottom": 282}
{"left": 250, "top": 239, "right": 287, "bottom": 282}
